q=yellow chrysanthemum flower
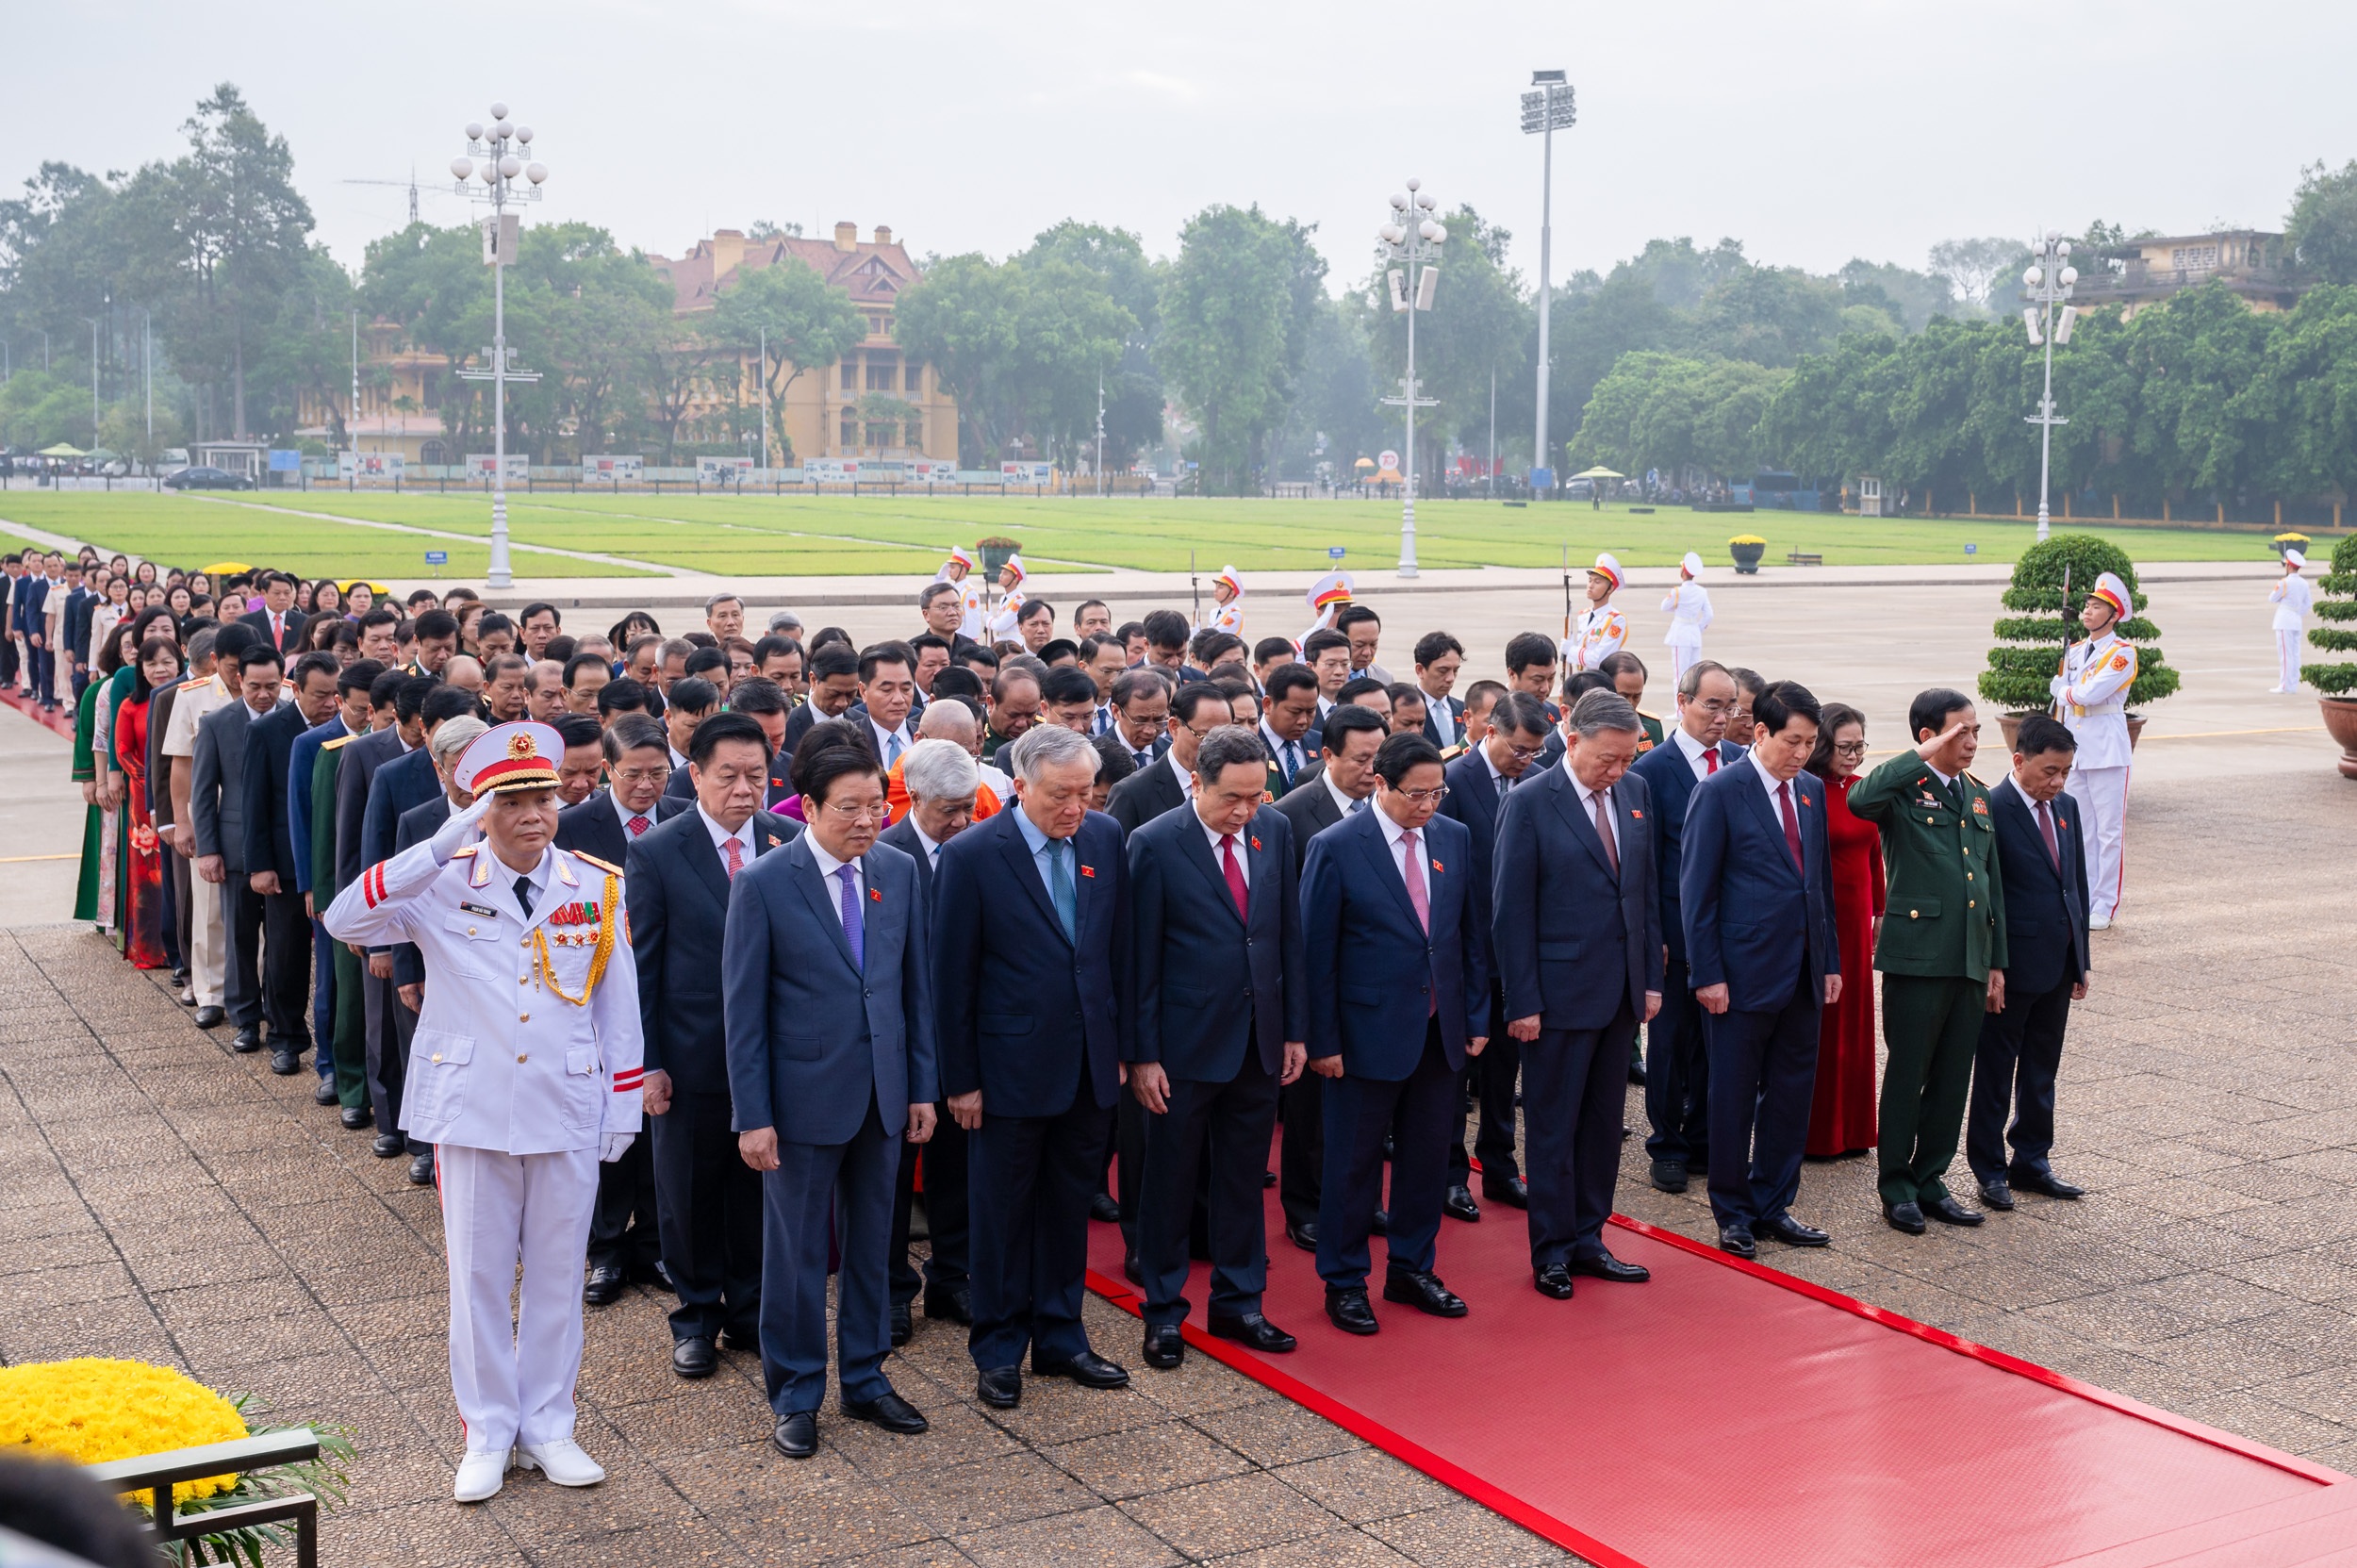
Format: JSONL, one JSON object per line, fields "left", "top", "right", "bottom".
{"left": 0, "top": 1359, "right": 248, "bottom": 1504}
{"left": 1729, "top": 534, "right": 1769, "bottom": 546}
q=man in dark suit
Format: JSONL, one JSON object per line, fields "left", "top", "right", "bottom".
{"left": 1106, "top": 668, "right": 1173, "bottom": 772}
{"left": 239, "top": 651, "right": 338, "bottom": 1075}
{"left": 1682, "top": 681, "right": 1842, "bottom": 1259}
{"left": 880, "top": 739, "right": 980, "bottom": 1345}
{"left": 1968, "top": 715, "right": 2090, "bottom": 1211}
{"left": 934, "top": 724, "right": 1131, "bottom": 1409}
{"left": 13, "top": 561, "right": 49, "bottom": 703}
{"left": 1492, "top": 691, "right": 1662, "bottom": 1297}
{"left": 191, "top": 642, "right": 284, "bottom": 1056}
{"left": 335, "top": 673, "right": 431, "bottom": 1163}
{"left": 387, "top": 718, "right": 486, "bottom": 1139}
{"left": 726, "top": 736, "right": 935, "bottom": 1458}
{"left": 1269, "top": 701, "right": 1385, "bottom": 1250}
{"left": 1105, "top": 683, "right": 1231, "bottom": 836}
{"left": 1126, "top": 725, "right": 1308, "bottom": 1367}
{"left": 238, "top": 571, "right": 307, "bottom": 656}
{"left": 1413, "top": 632, "right": 1467, "bottom": 751}
{"left": 1438, "top": 691, "right": 1551, "bottom": 1217}
{"left": 1304, "top": 733, "right": 1491, "bottom": 1335}
{"left": 632, "top": 713, "right": 798, "bottom": 1374}
{"left": 1625, "top": 660, "right": 1744, "bottom": 1194}
{"left": 780, "top": 646, "right": 862, "bottom": 763}
{"left": 1259, "top": 663, "right": 1323, "bottom": 798}
{"left": 556, "top": 715, "right": 678, "bottom": 867}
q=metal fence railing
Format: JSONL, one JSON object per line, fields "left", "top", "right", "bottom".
{"left": 86, "top": 1428, "right": 321, "bottom": 1568}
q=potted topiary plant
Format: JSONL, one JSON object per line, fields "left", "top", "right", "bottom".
{"left": 1981, "top": 534, "right": 2180, "bottom": 752}
{"left": 2300, "top": 531, "right": 2357, "bottom": 778}
{"left": 976, "top": 536, "right": 1023, "bottom": 577}
{"left": 1728, "top": 534, "right": 1767, "bottom": 574}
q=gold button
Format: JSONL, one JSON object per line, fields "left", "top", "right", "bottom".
{"left": 468, "top": 925, "right": 477, "bottom": 935}
{"left": 1924, "top": 816, "right": 1934, "bottom": 823}
{"left": 1968, "top": 900, "right": 1976, "bottom": 908}
{"left": 430, "top": 1053, "right": 443, "bottom": 1063}
{"left": 1908, "top": 910, "right": 1919, "bottom": 919}
{"left": 517, "top": 1053, "right": 528, "bottom": 1064}
{"left": 520, "top": 976, "right": 530, "bottom": 984}
{"left": 519, "top": 1014, "right": 530, "bottom": 1023}
{"left": 1967, "top": 872, "right": 1974, "bottom": 882}
{"left": 1961, "top": 848, "right": 1970, "bottom": 857}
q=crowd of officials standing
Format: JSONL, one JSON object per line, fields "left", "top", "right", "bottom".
{"left": 37, "top": 545, "right": 2106, "bottom": 1496}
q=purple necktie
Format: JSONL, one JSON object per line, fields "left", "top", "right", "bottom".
{"left": 837, "top": 864, "right": 864, "bottom": 972}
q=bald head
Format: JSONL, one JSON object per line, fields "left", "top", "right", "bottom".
{"left": 918, "top": 701, "right": 978, "bottom": 745}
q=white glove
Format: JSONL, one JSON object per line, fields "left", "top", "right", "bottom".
{"left": 2048, "top": 676, "right": 2069, "bottom": 701}
{"left": 430, "top": 792, "right": 494, "bottom": 865}
{"left": 599, "top": 1131, "right": 635, "bottom": 1164}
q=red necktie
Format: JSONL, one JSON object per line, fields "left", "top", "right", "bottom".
{"left": 723, "top": 838, "right": 744, "bottom": 881}
{"left": 2036, "top": 799, "right": 2061, "bottom": 871}
{"left": 1593, "top": 789, "right": 1619, "bottom": 877}
{"left": 1705, "top": 748, "right": 1719, "bottom": 774}
{"left": 1777, "top": 781, "right": 1804, "bottom": 875}
{"left": 1220, "top": 834, "right": 1248, "bottom": 922}
{"left": 627, "top": 814, "right": 649, "bottom": 837}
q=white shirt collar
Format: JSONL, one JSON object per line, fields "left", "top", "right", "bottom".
{"left": 1323, "top": 768, "right": 1361, "bottom": 818}
{"left": 1480, "top": 743, "right": 1508, "bottom": 786}
{"left": 807, "top": 834, "right": 858, "bottom": 885}
{"left": 1201, "top": 812, "right": 1249, "bottom": 880}
{"left": 1166, "top": 747, "right": 1195, "bottom": 797}
{"left": 1751, "top": 751, "right": 1797, "bottom": 801}
{"left": 695, "top": 802, "right": 756, "bottom": 859}
{"left": 1373, "top": 801, "right": 1418, "bottom": 849}
{"left": 869, "top": 716, "right": 912, "bottom": 751}
{"left": 908, "top": 819, "right": 942, "bottom": 860}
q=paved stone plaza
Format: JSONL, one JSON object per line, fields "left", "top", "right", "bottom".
{"left": 1, "top": 568, "right": 2351, "bottom": 1566}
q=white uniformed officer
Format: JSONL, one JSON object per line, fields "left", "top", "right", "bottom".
{"left": 1564, "top": 553, "right": 1628, "bottom": 672}
{"left": 935, "top": 546, "right": 988, "bottom": 642}
{"left": 1298, "top": 569, "right": 1353, "bottom": 651}
{"left": 1201, "top": 565, "right": 1245, "bottom": 636}
{"left": 2050, "top": 570, "right": 2136, "bottom": 930}
{"left": 1659, "top": 551, "right": 1713, "bottom": 686}
{"left": 984, "top": 553, "right": 1029, "bottom": 641}
{"left": 2269, "top": 549, "right": 2313, "bottom": 693}
{"left": 322, "top": 720, "right": 644, "bottom": 1505}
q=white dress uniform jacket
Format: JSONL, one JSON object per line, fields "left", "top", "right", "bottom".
{"left": 2052, "top": 632, "right": 2136, "bottom": 771}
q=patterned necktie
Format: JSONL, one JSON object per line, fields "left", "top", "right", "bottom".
{"left": 836, "top": 864, "right": 864, "bottom": 971}
{"left": 1048, "top": 838, "right": 1078, "bottom": 943}
{"left": 1778, "top": 782, "right": 1804, "bottom": 874}
{"left": 1348, "top": 796, "right": 1367, "bottom": 816}
{"left": 1593, "top": 788, "right": 1620, "bottom": 877}
{"left": 512, "top": 874, "right": 535, "bottom": 918}
{"left": 1220, "top": 834, "right": 1248, "bottom": 922}
{"left": 2036, "top": 799, "right": 2061, "bottom": 871}
{"left": 1400, "top": 829, "right": 1429, "bottom": 933}
{"left": 1284, "top": 741, "right": 1301, "bottom": 784}
{"left": 627, "top": 814, "right": 649, "bottom": 837}
{"left": 723, "top": 837, "right": 744, "bottom": 881}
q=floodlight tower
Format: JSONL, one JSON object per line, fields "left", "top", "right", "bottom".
{"left": 1377, "top": 179, "right": 1445, "bottom": 578}
{"left": 1522, "top": 72, "right": 1574, "bottom": 497}
{"left": 450, "top": 103, "right": 548, "bottom": 588}
{"left": 2021, "top": 230, "right": 2079, "bottom": 544}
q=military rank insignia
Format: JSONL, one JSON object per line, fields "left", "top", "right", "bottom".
{"left": 1971, "top": 798, "right": 1989, "bottom": 817}
{"left": 548, "top": 900, "right": 602, "bottom": 946}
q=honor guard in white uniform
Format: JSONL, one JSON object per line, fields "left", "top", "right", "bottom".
{"left": 1660, "top": 551, "right": 1713, "bottom": 685}
{"left": 1202, "top": 564, "right": 1245, "bottom": 636}
{"left": 2269, "top": 550, "right": 2313, "bottom": 693}
{"left": 1564, "top": 553, "right": 1628, "bottom": 671}
{"left": 984, "top": 553, "right": 1028, "bottom": 641}
{"left": 1298, "top": 569, "right": 1353, "bottom": 652}
{"left": 322, "top": 720, "right": 644, "bottom": 1505}
{"left": 935, "top": 546, "right": 989, "bottom": 642}
{"left": 2049, "top": 570, "right": 2136, "bottom": 929}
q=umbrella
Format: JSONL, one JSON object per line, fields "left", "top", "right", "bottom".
{"left": 37, "top": 443, "right": 86, "bottom": 458}
{"left": 200, "top": 562, "right": 254, "bottom": 575}
{"left": 1570, "top": 466, "right": 1624, "bottom": 480}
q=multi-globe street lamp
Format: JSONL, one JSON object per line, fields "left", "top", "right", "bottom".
{"left": 2021, "top": 230, "right": 2079, "bottom": 544}
{"left": 450, "top": 103, "right": 547, "bottom": 589}
{"left": 1377, "top": 179, "right": 1445, "bottom": 578}
{"left": 1522, "top": 71, "right": 1574, "bottom": 497}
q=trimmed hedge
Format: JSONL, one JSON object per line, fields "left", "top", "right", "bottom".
{"left": 2299, "top": 532, "right": 2357, "bottom": 696}
{"left": 1978, "top": 535, "right": 2180, "bottom": 712}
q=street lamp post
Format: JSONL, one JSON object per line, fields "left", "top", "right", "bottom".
{"left": 2021, "top": 229, "right": 2078, "bottom": 544}
{"left": 1522, "top": 72, "right": 1574, "bottom": 498}
{"left": 81, "top": 318, "right": 100, "bottom": 444}
{"left": 451, "top": 102, "right": 547, "bottom": 589}
{"left": 1377, "top": 178, "right": 1446, "bottom": 578}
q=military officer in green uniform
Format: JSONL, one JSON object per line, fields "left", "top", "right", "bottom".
{"left": 1846, "top": 687, "right": 2007, "bottom": 1235}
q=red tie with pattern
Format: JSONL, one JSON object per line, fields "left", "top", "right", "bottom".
{"left": 1777, "top": 781, "right": 1804, "bottom": 875}
{"left": 1220, "top": 834, "right": 1248, "bottom": 922}
{"left": 2036, "top": 799, "right": 2061, "bottom": 871}
{"left": 1593, "top": 789, "right": 1619, "bottom": 877}
{"left": 627, "top": 814, "right": 649, "bottom": 838}
{"left": 723, "top": 838, "right": 744, "bottom": 881}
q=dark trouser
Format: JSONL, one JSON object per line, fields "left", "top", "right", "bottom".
{"left": 1278, "top": 1071, "right": 1323, "bottom": 1230}
{"left": 1317, "top": 1021, "right": 1457, "bottom": 1291}
{"left": 759, "top": 1098, "right": 899, "bottom": 1415}
{"left": 223, "top": 879, "right": 264, "bottom": 1027}
{"left": 168, "top": 845, "right": 194, "bottom": 981}
{"left": 1140, "top": 1049, "right": 1278, "bottom": 1327}
{"left": 1704, "top": 983, "right": 1822, "bottom": 1231}
{"left": 889, "top": 1110, "right": 969, "bottom": 1307}
{"left": 258, "top": 889, "right": 310, "bottom": 1046}
{"left": 652, "top": 1089, "right": 762, "bottom": 1343}
{"left": 1524, "top": 1004, "right": 1638, "bottom": 1267}
{"left": 31, "top": 646, "right": 52, "bottom": 703}
{"left": 365, "top": 969, "right": 425, "bottom": 1150}
{"left": 967, "top": 1093, "right": 1111, "bottom": 1371}
{"left": 308, "top": 916, "right": 336, "bottom": 1080}
{"left": 1644, "top": 957, "right": 1711, "bottom": 1169}
{"left": 328, "top": 943, "right": 369, "bottom": 1109}
{"left": 1113, "top": 1091, "right": 1146, "bottom": 1257}
{"left": 1968, "top": 976, "right": 2072, "bottom": 1185}
{"left": 1878, "top": 974, "right": 1986, "bottom": 1208}
{"left": 587, "top": 1125, "right": 661, "bottom": 1274}
{"left": 1449, "top": 989, "right": 1520, "bottom": 1184}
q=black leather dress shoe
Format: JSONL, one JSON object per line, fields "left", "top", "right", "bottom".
{"left": 1032, "top": 1349, "right": 1129, "bottom": 1389}
{"left": 1718, "top": 1225, "right": 1756, "bottom": 1258}
{"left": 976, "top": 1366, "right": 1021, "bottom": 1408}
{"left": 1121, "top": 1252, "right": 1143, "bottom": 1286}
{"left": 1142, "top": 1324, "right": 1185, "bottom": 1369}
{"left": 772, "top": 1411, "right": 817, "bottom": 1459}
{"left": 1628, "top": 1059, "right": 1647, "bottom": 1086}
{"left": 312, "top": 1081, "right": 338, "bottom": 1106}
{"left": 1533, "top": 1263, "right": 1574, "bottom": 1300}
{"left": 1569, "top": 1250, "right": 1650, "bottom": 1283}
{"left": 1978, "top": 1180, "right": 2016, "bottom": 1213}
{"left": 888, "top": 1302, "right": 912, "bottom": 1347}
{"left": 1208, "top": 1312, "right": 1296, "bottom": 1353}
{"left": 193, "top": 1006, "right": 225, "bottom": 1029}
{"left": 923, "top": 1285, "right": 972, "bottom": 1324}
{"left": 1482, "top": 1176, "right": 1529, "bottom": 1209}
{"left": 1922, "top": 1194, "right": 1985, "bottom": 1227}
{"left": 1284, "top": 1220, "right": 1318, "bottom": 1252}
{"left": 1370, "top": 1209, "right": 1389, "bottom": 1237}
{"left": 629, "top": 1261, "right": 672, "bottom": 1292}
{"left": 1648, "top": 1159, "right": 1689, "bottom": 1194}
{"left": 1089, "top": 1192, "right": 1121, "bottom": 1224}
{"left": 339, "top": 1105, "right": 372, "bottom": 1131}
{"left": 270, "top": 1047, "right": 301, "bottom": 1076}
{"left": 1442, "top": 1184, "right": 1480, "bottom": 1223}
{"left": 1758, "top": 1214, "right": 1830, "bottom": 1247}
{"left": 1381, "top": 1269, "right": 1467, "bottom": 1318}
{"left": 231, "top": 1026, "right": 262, "bottom": 1053}
{"left": 407, "top": 1149, "right": 436, "bottom": 1185}
{"left": 844, "top": 1392, "right": 928, "bottom": 1434}
{"left": 2011, "top": 1167, "right": 2085, "bottom": 1199}
{"left": 1883, "top": 1201, "right": 1927, "bottom": 1235}
{"left": 583, "top": 1265, "right": 624, "bottom": 1306}
{"left": 370, "top": 1129, "right": 404, "bottom": 1157}
{"left": 672, "top": 1337, "right": 717, "bottom": 1378}
{"left": 1325, "top": 1287, "right": 1379, "bottom": 1336}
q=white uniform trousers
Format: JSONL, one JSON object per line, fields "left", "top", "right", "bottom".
{"left": 188, "top": 867, "right": 225, "bottom": 1007}
{"left": 1666, "top": 638, "right": 1702, "bottom": 688}
{"left": 2276, "top": 629, "right": 2303, "bottom": 692}
{"left": 437, "top": 1143, "right": 599, "bottom": 1457}
{"left": 2075, "top": 764, "right": 2130, "bottom": 922}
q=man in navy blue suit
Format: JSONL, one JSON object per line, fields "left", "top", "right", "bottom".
{"left": 724, "top": 736, "right": 935, "bottom": 1459}
{"left": 934, "top": 724, "right": 1132, "bottom": 1409}
{"left": 1682, "top": 680, "right": 1842, "bottom": 1260}
{"left": 1304, "top": 732, "right": 1491, "bottom": 1335}
{"left": 1968, "top": 715, "right": 2091, "bottom": 1212}
{"left": 1493, "top": 690, "right": 1662, "bottom": 1298}
{"left": 1127, "top": 725, "right": 1309, "bottom": 1368}
{"left": 239, "top": 651, "right": 340, "bottom": 1073}
{"left": 1626, "top": 660, "right": 1743, "bottom": 1194}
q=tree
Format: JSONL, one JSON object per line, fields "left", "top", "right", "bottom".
{"left": 1980, "top": 535, "right": 2178, "bottom": 713}
{"left": 2286, "top": 160, "right": 2357, "bottom": 285}
{"left": 1570, "top": 353, "right": 1786, "bottom": 480}
{"left": 710, "top": 256, "right": 865, "bottom": 465}
{"left": 1689, "top": 265, "right": 1845, "bottom": 368}
{"left": 1364, "top": 205, "right": 1529, "bottom": 480}
{"left": 1836, "top": 258, "right": 1957, "bottom": 331}
{"left": 1156, "top": 204, "right": 1324, "bottom": 493}
{"left": 253, "top": 245, "right": 356, "bottom": 450}
{"left": 523, "top": 223, "right": 674, "bottom": 458}
{"left": 893, "top": 253, "right": 1025, "bottom": 465}
{"left": 1927, "top": 237, "right": 2022, "bottom": 312}
{"left": 2301, "top": 531, "right": 2357, "bottom": 695}
{"left": 1020, "top": 221, "right": 1164, "bottom": 465}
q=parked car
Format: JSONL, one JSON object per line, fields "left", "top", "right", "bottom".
{"left": 163, "top": 466, "right": 254, "bottom": 491}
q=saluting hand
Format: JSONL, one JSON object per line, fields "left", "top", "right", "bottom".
{"left": 1916, "top": 717, "right": 1974, "bottom": 776}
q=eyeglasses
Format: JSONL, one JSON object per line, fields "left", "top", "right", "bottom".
{"left": 614, "top": 765, "right": 670, "bottom": 784}
{"left": 1393, "top": 784, "right": 1450, "bottom": 805}
{"left": 819, "top": 801, "right": 886, "bottom": 824}
{"left": 1831, "top": 741, "right": 1868, "bottom": 758}
{"left": 1502, "top": 741, "right": 1547, "bottom": 760}
{"left": 1687, "top": 698, "right": 1734, "bottom": 715}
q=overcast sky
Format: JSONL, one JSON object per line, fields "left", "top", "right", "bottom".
{"left": 8, "top": 0, "right": 2349, "bottom": 291}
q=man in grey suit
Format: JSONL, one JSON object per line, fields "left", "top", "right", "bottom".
{"left": 191, "top": 642, "right": 287, "bottom": 1055}
{"left": 725, "top": 738, "right": 937, "bottom": 1461}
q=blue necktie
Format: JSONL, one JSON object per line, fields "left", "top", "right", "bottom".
{"left": 1348, "top": 796, "right": 1367, "bottom": 816}
{"left": 1048, "top": 838, "right": 1078, "bottom": 943}
{"left": 884, "top": 733, "right": 903, "bottom": 768}
{"left": 836, "top": 865, "right": 864, "bottom": 971}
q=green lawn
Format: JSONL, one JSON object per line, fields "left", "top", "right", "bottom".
{"left": 0, "top": 488, "right": 2299, "bottom": 579}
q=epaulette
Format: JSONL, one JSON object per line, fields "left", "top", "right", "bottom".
{"left": 1639, "top": 707, "right": 1662, "bottom": 721}
{"left": 1963, "top": 770, "right": 1985, "bottom": 787}
{"left": 176, "top": 675, "right": 210, "bottom": 690}
{"left": 571, "top": 850, "right": 624, "bottom": 877}
{"left": 1440, "top": 742, "right": 1468, "bottom": 761}
{"left": 322, "top": 734, "right": 354, "bottom": 751}
{"left": 451, "top": 845, "right": 478, "bottom": 859}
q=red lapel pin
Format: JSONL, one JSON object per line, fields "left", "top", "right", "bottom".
{"left": 1249, "top": 836, "right": 1261, "bottom": 852}
{"left": 1080, "top": 865, "right": 1096, "bottom": 879}
{"left": 1631, "top": 809, "right": 1644, "bottom": 819}
{"left": 1431, "top": 860, "right": 1443, "bottom": 873}
{"left": 869, "top": 887, "right": 882, "bottom": 902}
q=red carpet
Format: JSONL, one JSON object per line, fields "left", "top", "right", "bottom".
{"left": 1085, "top": 1179, "right": 2357, "bottom": 1567}
{"left": 0, "top": 687, "right": 74, "bottom": 738}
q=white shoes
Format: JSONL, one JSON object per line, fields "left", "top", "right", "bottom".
{"left": 515, "top": 1438, "right": 606, "bottom": 1488}
{"left": 453, "top": 1449, "right": 509, "bottom": 1503}
{"left": 2089, "top": 914, "right": 2113, "bottom": 932}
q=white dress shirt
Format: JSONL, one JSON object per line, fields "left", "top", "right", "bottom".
{"left": 868, "top": 718, "right": 914, "bottom": 767}
{"left": 696, "top": 803, "right": 756, "bottom": 870}
{"left": 1201, "top": 817, "right": 1250, "bottom": 885}
{"left": 1372, "top": 801, "right": 1423, "bottom": 890}
{"left": 1261, "top": 721, "right": 1306, "bottom": 783}
{"left": 1426, "top": 689, "right": 1459, "bottom": 748}
{"left": 1566, "top": 765, "right": 1620, "bottom": 861}
{"left": 1672, "top": 725, "right": 1725, "bottom": 784}
{"left": 1323, "top": 768, "right": 1365, "bottom": 820}
{"left": 906, "top": 819, "right": 943, "bottom": 869}
{"left": 806, "top": 836, "right": 864, "bottom": 939}
{"left": 1165, "top": 747, "right": 1195, "bottom": 801}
